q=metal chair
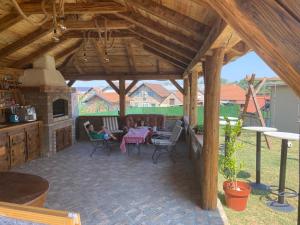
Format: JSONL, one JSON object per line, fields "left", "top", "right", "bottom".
{"left": 83, "top": 121, "right": 111, "bottom": 157}
{"left": 151, "top": 125, "right": 183, "bottom": 164}
{"left": 102, "top": 116, "right": 123, "bottom": 134}
{"left": 156, "top": 120, "right": 183, "bottom": 137}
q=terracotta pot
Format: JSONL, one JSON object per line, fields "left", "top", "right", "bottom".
{"left": 223, "top": 181, "right": 251, "bottom": 211}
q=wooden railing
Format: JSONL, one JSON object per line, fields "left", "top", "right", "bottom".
{"left": 0, "top": 202, "right": 81, "bottom": 225}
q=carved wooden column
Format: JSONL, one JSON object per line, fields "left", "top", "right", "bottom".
{"left": 119, "top": 79, "right": 126, "bottom": 117}
{"left": 200, "top": 47, "right": 225, "bottom": 210}
{"left": 189, "top": 70, "right": 198, "bottom": 127}
{"left": 183, "top": 77, "right": 190, "bottom": 118}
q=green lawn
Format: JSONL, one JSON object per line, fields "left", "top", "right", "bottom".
{"left": 218, "top": 128, "right": 299, "bottom": 225}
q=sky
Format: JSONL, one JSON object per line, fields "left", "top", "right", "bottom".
{"left": 73, "top": 51, "right": 277, "bottom": 88}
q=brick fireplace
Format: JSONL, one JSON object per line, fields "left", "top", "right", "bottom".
{"left": 21, "top": 86, "right": 75, "bottom": 156}
{"left": 19, "top": 55, "right": 75, "bottom": 156}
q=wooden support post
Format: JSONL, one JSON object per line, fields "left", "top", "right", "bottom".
{"left": 119, "top": 79, "right": 126, "bottom": 117}
{"left": 183, "top": 78, "right": 190, "bottom": 117}
{"left": 201, "top": 47, "right": 225, "bottom": 210}
{"left": 189, "top": 70, "right": 198, "bottom": 127}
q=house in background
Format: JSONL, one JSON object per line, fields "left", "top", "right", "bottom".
{"left": 220, "top": 84, "right": 246, "bottom": 107}
{"left": 80, "top": 88, "right": 121, "bottom": 113}
{"left": 129, "top": 83, "right": 170, "bottom": 107}
{"left": 270, "top": 83, "right": 300, "bottom": 133}
{"left": 160, "top": 90, "right": 183, "bottom": 106}
{"left": 102, "top": 81, "right": 135, "bottom": 95}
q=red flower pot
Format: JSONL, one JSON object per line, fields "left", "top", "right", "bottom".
{"left": 223, "top": 181, "right": 251, "bottom": 211}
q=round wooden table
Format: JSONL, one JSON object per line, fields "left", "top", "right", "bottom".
{"left": 0, "top": 172, "right": 49, "bottom": 207}
{"left": 242, "top": 126, "right": 277, "bottom": 190}
{"left": 264, "top": 131, "right": 299, "bottom": 212}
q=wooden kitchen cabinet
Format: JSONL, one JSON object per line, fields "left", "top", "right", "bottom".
{"left": 0, "top": 121, "right": 42, "bottom": 170}
{"left": 0, "top": 133, "right": 10, "bottom": 171}
{"left": 9, "top": 131, "right": 26, "bottom": 168}
{"left": 56, "top": 126, "right": 72, "bottom": 152}
{"left": 25, "top": 125, "right": 41, "bottom": 161}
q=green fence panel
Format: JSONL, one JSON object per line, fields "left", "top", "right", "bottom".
{"left": 79, "top": 104, "right": 240, "bottom": 125}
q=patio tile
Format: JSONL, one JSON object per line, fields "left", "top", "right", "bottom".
{"left": 14, "top": 141, "right": 225, "bottom": 225}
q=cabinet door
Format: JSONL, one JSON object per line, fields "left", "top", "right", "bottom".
{"left": 26, "top": 126, "right": 40, "bottom": 161}
{"left": 10, "top": 132, "right": 26, "bottom": 168}
{"left": 0, "top": 133, "right": 10, "bottom": 171}
{"left": 56, "top": 128, "right": 65, "bottom": 151}
{"left": 64, "top": 126, "right": 72, "bottom": 148}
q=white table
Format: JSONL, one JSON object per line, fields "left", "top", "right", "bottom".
{"left": 242, "top": 127, "right": 277, "bottom": 190}
{"left": 264, "top": 132, "right": 299, "bottom": 207}
{"left": 219, "top": 120, "right": 237, "bottom": 126}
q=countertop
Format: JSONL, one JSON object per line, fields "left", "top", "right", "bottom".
{"left": 0, "top": 121, "right": 42, "bottom": 133}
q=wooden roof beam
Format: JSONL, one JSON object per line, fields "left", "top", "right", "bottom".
{"left": 63, "top": 72, "right": 183, "bottom": 81}
{"left": 67, "top": 80, "right": 76, "bottom": 87}
{"left": 170, "top": 79, "right": 185, "bottom": 94}
{"left": 126, "top": 0, "right": 209, "bottom": 38}
{"left": 57, "top": 53, "right": 76, "bottom": 70}
{"left": 11, "top": 37, "right": 68, "bottom": 68}
{"left": 137, "top": 37, "right": 190, "bottom": 65}
{"left": 182, "top": 18, "right": 227, "bottom": 77}
{"left": 54, "top": 39, "right": 83, "bottom": 61}
{"left": 130, "top": 27, "right": 195, "bottom": 59}
{"left": 143, "top": 45, "right": 187, "bottom": 70}
{"left": 18, "top": 2, "right": 126, "bottom": 14}
{"left": 63, "top": 30, "right": 133, "bottom": 38}
{"left": 115, "top": 11, "right": 201, "bottom": 51}
{"left": 0, "top": 13, "right": 23, "bottom": 33}
{"left": 125, "top": 80, "right": 138, "bottom": 94}
{"left": 208, "top": 0, "right": 300, "bottom": 96}
{"left": 61, "top": 19, "right": 132, "bottom": 30}
{"left": 0, "top": 23, "right": 52, "bottom": 59}
{"left": 106, "top": 80, "right": 120, "bottom": 94}
{"left": 124, "top": 41, "right": 136, "bottom": 74}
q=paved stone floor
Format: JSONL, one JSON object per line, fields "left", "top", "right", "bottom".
{"left": 14, "top": 142, "right": 225, "bottom": 225}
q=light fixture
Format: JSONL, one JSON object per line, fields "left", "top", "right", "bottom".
{"left": 83, "top": 52, "right": 88, "bottom": 62}
{"left": 51, "top": 0, "right": 66, "bottom": 42}
{"left": 52, "top": 29, "right": 60, "bottom": 42}
{"left": 103, "top": 50, "right": 110, "bottom": 63}
{"left": 95, "top": 18, "right": 115, "bottom": 63}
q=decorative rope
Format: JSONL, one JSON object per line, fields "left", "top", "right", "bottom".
{"left": 10, "top": 0, "right": 50, "bottom": 26}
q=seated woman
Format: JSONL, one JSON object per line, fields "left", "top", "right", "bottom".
{"left": 86, "top": 124, "right": 117, "bottom": 140}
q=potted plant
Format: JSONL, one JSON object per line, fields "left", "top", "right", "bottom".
{"left": 193, "top": 124, "right": 204, "bottom": 135}
{"left": 220, "top": 118, "right": 251, "bottom": 211}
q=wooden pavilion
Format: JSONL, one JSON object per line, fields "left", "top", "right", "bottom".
{"left": 0, "top": 0, "right": 300, "bottom": 220}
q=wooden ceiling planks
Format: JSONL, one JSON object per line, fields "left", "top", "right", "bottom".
{"left": 18, "top": 2, "right": 127, "bottom": 14}
{"left": 0, "top": 0, "right": 251, "bottom": 81}
{"left": 126, "top": 0, "right": 210, "bottom": 39}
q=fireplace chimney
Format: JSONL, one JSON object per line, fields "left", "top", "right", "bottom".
{"left": 20, "top": 55, "right": 67, "bottom": 87}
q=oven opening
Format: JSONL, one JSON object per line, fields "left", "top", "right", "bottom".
{"left": 53, "top": 99, "right": 68, "bottom": 118}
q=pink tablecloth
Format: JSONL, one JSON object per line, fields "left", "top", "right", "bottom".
{"left": 120, "top": 127, "right": 149, "bottom": 153}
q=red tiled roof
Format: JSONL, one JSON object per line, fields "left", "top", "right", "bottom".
{"left": 247, "top": 96, "right": 270, "bottom": 113}
{"left": 220, "top": 84, "right": 246, "bottom": 103}
{"left": 101, "top": 92, "right": 119, "bottom": 103}
{"left": 137, "top": 83, "right": 170, "bottom": 97}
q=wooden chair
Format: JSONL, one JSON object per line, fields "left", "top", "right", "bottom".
{"left": 156, "top": 120, "right": 183, "bottom": 137}
{"left": 151, "top": 125, "right": 183, "bottom": 164}
{"left": 102, "top": 116, "right": 123, "bottom": 134}
{"left": 83, "top": 121, "right": 110, "bottom": 157}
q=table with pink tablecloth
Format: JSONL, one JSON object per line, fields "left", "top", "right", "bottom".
{"left": 120, "top": 127, "right": 149, "bottom": 153}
